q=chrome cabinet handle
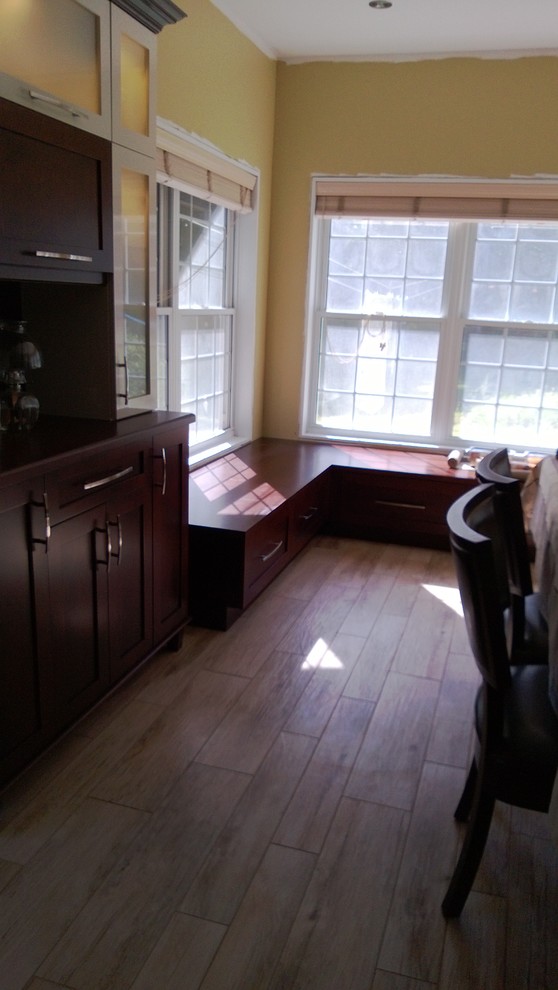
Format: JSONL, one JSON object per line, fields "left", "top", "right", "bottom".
{"left": 108, "top": 516, "right": 123, "bottom": 566}
{"left": 153, "top": 447, "right": 167, "bottom": 496}
{"left": 28, "top": 89, "right": 88, "bottom": 120}
{"left": 259, "top": 540, "right": 284, "bottom": 562}
{"left": 30, "top": 492, "right": 51, "bottom": 553}
{"left": 300, "top": 506, "right": 319, "bottom": 521}
{"left": 32, "top": 250, "right": 93, "bottom": 263}
{"left": 83, "top": 466, "right": 134, "bottom": 491}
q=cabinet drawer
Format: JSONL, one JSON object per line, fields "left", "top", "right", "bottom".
{"left": 330, "top": 467, "right": 475, "bottom": 547}
{"left": 244, "top": 509, "right": 289, "bottom": 600}
{"left": 47, "top": 441, "right": 148, "bottom": 522}
{"left": 289, "top": 473, "right": 330, "bottom": 555}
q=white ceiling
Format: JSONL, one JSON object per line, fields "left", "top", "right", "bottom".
{"left": 209, "top": 0, "right": 558, "bottom": 62}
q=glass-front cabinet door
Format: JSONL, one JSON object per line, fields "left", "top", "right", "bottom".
{"left": 110, "top": 5, "right": 156, "bottom": 156}
{"left": 113, "top": 145, "right": 158, "bottom": 415}
{"left": 0, "top": 0, "right": 111, "bottom": 138}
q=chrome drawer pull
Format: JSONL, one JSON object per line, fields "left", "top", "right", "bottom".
{"left": 83, "top": 466, "right": 134, "bottom": 491}
{"left": 376, "top": 499, "right": 426, "bottom": 510}
{"left": 300, "top": 506, "right": 319, "bottom": 521}
{"left": 33, "top": 251, "right": 93, "bottom": 263}
{"left": 259, "top": 540, "right": 284, "bottom": 562}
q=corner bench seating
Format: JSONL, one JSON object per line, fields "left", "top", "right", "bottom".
{"left": 188, "top": 438, "right": 477, "bottom": 629}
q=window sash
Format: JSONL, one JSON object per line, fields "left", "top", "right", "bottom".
{"left": 158, "top": 184, "right": 236, "bottom": 449}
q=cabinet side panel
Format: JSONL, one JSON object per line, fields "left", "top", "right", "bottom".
{"left": 0, "top": 502, "right": 41, "bottom": 755}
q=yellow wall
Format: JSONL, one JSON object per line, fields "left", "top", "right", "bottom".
{"left": 264, "top": 56, "right": 558, "bottom": 438}
{"left": 156, "top": 0, "right": 277, "bottom": 437}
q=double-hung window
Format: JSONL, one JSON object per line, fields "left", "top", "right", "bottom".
{"left": 156, "top": 124, "right": 258, "bottom": 459}
{"left": 303, "top": 179, "right": 558, "bottom": 452}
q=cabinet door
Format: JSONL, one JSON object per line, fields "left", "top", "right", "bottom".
{"left": 46, "top": 505, "right": 111, "bottom": 731}
{"left": 0, "top": 480, "right": 49, "bottom": 782}
{"left": 152, "top": 424, "right": 190, "bottom": 645}
{"left": 113, "top": 145, "right": 158, "bottom": 413}
{"left": 111, "top": 5, "right": 156, "bottom": 156}
{"left": 0, "top": 0, "right": 111, "bottom": 139}
{"left": 0, "top": 98, "right": 113, "bottom": 281}
{"left": 106, "top": 482, "right": 153, "bottom": 682}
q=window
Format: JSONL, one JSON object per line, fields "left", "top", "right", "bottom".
{"left": 303, "top": 181, "right": 558, "bottom": 452}
{"left": 158, "top": 187, "right": 234, "bottom": 445}
{"left": 156, "top": 123, "right": 258, "bottom": 459}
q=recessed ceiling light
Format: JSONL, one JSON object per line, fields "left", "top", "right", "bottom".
{"left": 369, "top": 1, "right": 392, "bottom": 7}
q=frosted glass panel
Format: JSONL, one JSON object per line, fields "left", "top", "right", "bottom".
{"left": 121, "top": 169, "right": 149, "bottom": 399}
{"left": 120, "top": 33, "right": 149, "bottom": 136}
{"left": 0, "top": 0, "right": 101, "bottom": 113}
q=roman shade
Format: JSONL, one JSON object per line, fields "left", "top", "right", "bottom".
{"left": 315, "top": 178, "right": 558, "bottom": 221}
{"left": 157, "top": 126, "right": 256, "bottom": 213}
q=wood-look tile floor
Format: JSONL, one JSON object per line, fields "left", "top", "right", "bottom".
{"left": 1, "top": 536, "right": 558, "bottom": 990}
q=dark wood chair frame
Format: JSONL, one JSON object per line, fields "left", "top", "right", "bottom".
{"left": 476, "top": 447, "right": 547, "bottom": 663}
{"left": 442, "top": 483, "right": 558, "bottom": 918}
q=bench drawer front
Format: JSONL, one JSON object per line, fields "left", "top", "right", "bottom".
{"left": 244, "top": 509, "right": 289, "bottom": 600}
{"left": 289, "top": 473, "right": 330, "bottom": 555}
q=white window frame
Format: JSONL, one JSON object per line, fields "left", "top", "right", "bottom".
{"left": 156, "top": 119, "right": 259, "bottom": 466}
{"left": 302, "top": 176, "right": 558, "bottom": 454}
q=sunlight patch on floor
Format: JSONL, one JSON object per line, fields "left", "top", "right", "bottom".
{"left": 422, "top": 583, "right": 464, "bottom": 616}
{"left": 301, "top": 637, "right": 345, "bottom": 670}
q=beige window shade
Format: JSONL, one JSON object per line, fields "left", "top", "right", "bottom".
{"left": 156, "top": 131, "right": 256, "bottom": 213}
{"left": 315, "top": 179, "right": 558, "bottom": 221}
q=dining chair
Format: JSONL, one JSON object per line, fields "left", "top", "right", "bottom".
{"left": 442, "top": 483, "right": 558, "bottom": 918}
{"left": 476, "top": 447, "right": 548, "bottom": 663}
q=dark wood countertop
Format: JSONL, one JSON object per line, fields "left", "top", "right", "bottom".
{"left": 0, "top": 411, "right": 195, "bottom": 485}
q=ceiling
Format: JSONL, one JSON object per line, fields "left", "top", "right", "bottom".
{"left": 209, "top": 0, "right": 558, "bottom": 62}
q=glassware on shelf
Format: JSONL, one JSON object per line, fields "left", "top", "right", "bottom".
{"left": 0, "top": 320, "right": 42, "bottom": 431}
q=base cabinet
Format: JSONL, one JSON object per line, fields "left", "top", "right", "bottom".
{"left": 328, "top": 466, "right": 476, "bottom": 549}
{"left": 152, "top": 423, "right": 190, "bottom": 644}
{"left": 0, "top": 412, "right": 193, "bottom": 790}
{"left": 45, "top": 504, "right": 111, "bottom": 729}
{"left": 189, "top": 439, "right": 476, "bottom": 630}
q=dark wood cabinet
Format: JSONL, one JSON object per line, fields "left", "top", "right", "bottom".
{"left": 288, "top": 472, "right": 331, "bottom": 556}
{"left": 189, "top": 441, "right": 335, "bottom": 630}
{"left": 45, "top": 503, "right": 111, "bottom": 729}
{"left": 105, "top": 480, "right": 153, "bottom": 681}
{"left": 0, "top": 478, "right": 48, "bottom": 783}
{"left": 189, "top": 439, "right": 477, "bottom": 629}
{"left": 0, "top": 412, "right": 193, "bottom": 790}
{"left": 0, "top": 97, "right": 113, "bottom": 282}
{"left": 328, "top": 466, "right": 476, "bottom": 549}
{"left": 152, "top": 423, "right": 190, "bottom": 646}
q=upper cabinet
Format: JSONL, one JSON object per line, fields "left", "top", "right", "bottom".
{"left": 0, "top": 0, "right": 112, "bottom": 139}
{"left": 111, "top": 4, "right": 156, "bottom": 156}
{"left": 113, "top": 145, "right": 157, "bottom": 413}
{"left": 0, "top": 0, "right": 185, "bottom": 144}
{"left": 0, "top": 97, "right": 113, "bottom": 282}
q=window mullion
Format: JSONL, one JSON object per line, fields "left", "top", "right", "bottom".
{"left": 430, "top": 223, "right": 470, "bottom": 444}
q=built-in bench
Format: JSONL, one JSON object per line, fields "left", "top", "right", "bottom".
{"left": 188, "top": 438, "right": 477, "bottom": 629}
